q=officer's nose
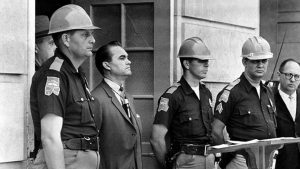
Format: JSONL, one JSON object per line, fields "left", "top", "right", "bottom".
{"left": 90, "top": 35, "right": 96, "bottom": 44}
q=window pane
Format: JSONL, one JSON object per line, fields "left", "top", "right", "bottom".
{"left": 125, "top": 3, "right": 154, "bottom": 48}
{"left": 126, "top": 51, "right": 153, "bottom": 95}
{"left": 92, "top": 5, "right": 121, "bottom": 50}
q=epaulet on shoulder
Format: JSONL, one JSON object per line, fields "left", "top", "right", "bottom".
{"left": 218, "top": 78, "right": 240, "bottom": 103}
{"left": 49, "top": 57, "right": 64, "bottom": 72}
{"left": 166, "top": 82, "right": 181, "bottom": 94}
{"left": 225, "top": 78, "right": 241, "bottom": 91}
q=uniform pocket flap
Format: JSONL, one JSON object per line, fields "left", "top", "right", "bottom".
{"left": 179, "top": 112, "right": 199, "bottom": 123}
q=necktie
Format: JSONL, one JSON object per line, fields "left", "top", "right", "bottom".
{"left": 119, "top": 86, "right": 131, "bottom": 118}
{"left": 289, "top": 95, "right": 296, "bottom": 121}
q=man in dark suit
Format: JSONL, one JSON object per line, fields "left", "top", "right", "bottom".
{"left": 272, "top": 59, "right": 300, "bottom": 169}
{"left": 92, "top": 41, "right": 143, "bottom": 169}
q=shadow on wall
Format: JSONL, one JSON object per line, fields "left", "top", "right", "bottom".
{"left": 36, "top": 0, "right": 71, "bottom": 17}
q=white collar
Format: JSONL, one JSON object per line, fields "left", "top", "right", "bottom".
{"left": 104, "top": 78, "right": 122, "bottom": 94}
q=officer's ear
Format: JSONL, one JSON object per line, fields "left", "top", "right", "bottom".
{"left": 61, "top": 33, "right": 70, "bottom": 47}
{"left": 102, "top": 61, "right": 111, "bottom": 71}
{"left": 183, "top": 60, "right": 190, "bottom": 70}
{"left": 277, "top": 71, "right": 281, "bottom": 78}
{"left": 242, "top": 58, "right": 247, "bottom": 67}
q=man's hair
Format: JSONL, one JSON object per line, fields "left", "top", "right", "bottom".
{"left": 95, "top": 41, "right": 122, "bottom": 75}
{"left": 279, "top": 58, "right": 300, "bottom": 73}
{"left": 35, "top": 37, "right": 45, "bottom": 44}
{"left": 179, "top": 57, "right": 194, "bottom": 71}
{"left": 51, "top": 30, "right": 76, "bottom": 47}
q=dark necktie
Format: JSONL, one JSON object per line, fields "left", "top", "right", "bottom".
{"left": 119, "top": 86, "right": 131, "bottom": 118}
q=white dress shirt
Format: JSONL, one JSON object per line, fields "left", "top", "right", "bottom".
{"left": 104, "top": 78, "right": 123, "bottom": 105}
{"left": 191, "top": 85, "right": 200, "bottom": 100}
{"left": 278, "top": 84, "right": 297, "bottom": 121}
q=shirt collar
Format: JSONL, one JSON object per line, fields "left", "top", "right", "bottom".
{"left": 240, "top": 73, "right": 267, "bottom": 93}
{"left": 55, "top": 49, "right": 79, "bottom": 74}
{"left": 179, "top": 76, "right": 205, "bottom": 95}
{"left": 104, "top": 78, "right": 122, "bottom": 94}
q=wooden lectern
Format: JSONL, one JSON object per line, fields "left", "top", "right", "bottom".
{"left": 207, "top": 137, "right": 300, "bottom": 169}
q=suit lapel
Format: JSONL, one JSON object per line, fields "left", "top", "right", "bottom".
{"left": 275, "top": 88, "right": 294, "bottom": 121}
{"left": 295, "top": 89, "right": 300, "bottom": 120}
{"left": 101, "top": 81, "right": 133, "bottom": 125}
{"left": 127, "top": 94, "right": 142, "bottom": 134}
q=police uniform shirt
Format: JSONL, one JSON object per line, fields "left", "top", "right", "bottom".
{"left": 153, "top": 77, "right": 214, "bottom": 144}
{"left": 214, "top": 73, "right": 276, "bottom": 141}
{"left": 30, "top": 49, "right": 99, "bottom": 142}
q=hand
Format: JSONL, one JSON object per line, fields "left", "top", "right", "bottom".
{"left": 175, "top": 153, "right": 195, "bottom": 167}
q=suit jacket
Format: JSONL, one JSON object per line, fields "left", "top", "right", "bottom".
{"left": 273, "top": 87, "right": 300, "bottom": 169}
{"left": 92, "top": 80, "right": 143, "bottom": 169}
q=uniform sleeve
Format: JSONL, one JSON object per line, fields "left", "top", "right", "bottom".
{"left": 153, "top": 92, "right": 177, "bottom": 129}
{"left": 36, "top": 70, "right": 67, "bottom": 119}
{"left": 214, "top": 89, "right": 235, "bottom": 125}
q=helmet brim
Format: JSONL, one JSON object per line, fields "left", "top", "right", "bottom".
{"left": 178, "top": 55, "right": 215, "bottom": 60}
{"left": 242, "top": 53, "right": 273, "bottom": 60}
{"left": 48, "top": 25, "right": 101, "bottom": 35}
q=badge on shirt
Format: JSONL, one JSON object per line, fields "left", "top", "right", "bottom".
{"left": 158, "top": 97, "right": 169, "bottom": 112}
{"left": 216, "top": 103, "right": 223, "bottom": 114}
{"left": 219, "top": 90, "right": 230, "bottom": 103}
{"left": 45, "top": 76, "right": 60, "bottom": 96}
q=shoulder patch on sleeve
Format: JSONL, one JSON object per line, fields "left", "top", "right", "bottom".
{"left": 219, "top": 78, "right": 240, "bottom": 103}
{"left": 158, "top": 97, "right": 169, "bottom": 112}
{"left": 166, "top": 83, "right": 181, "bottom": 94}
{"left": 49, "top": 57, "right": 64, "bottom": 71}
{"left": 45, "top": 76, "right": 60, "bottom": 96}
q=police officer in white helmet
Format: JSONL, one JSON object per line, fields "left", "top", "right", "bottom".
{"left": 151, "top": 37, "right": 215, "bottom": 169}
{"left": 30, "top": 4, "right": 101, "bottom": 169}
{"left": 212, "top": 36, "right": 277, "bottom": 169}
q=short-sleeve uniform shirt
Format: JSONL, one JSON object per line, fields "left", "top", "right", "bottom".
{"left": 214, "top": 73, "right": 277, "bottom": 141}
{"left": 153, "top": 77, "right": 214, "bottom": 144}
{"left": 30, "top": 49, "right": 99, "bottom": 143}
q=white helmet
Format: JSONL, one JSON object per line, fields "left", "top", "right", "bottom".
{"left": 49, "top": 4, "right": 100, "bottom": 34}
{"left": 241, "top": 36, "right": 273, "bottom": 60}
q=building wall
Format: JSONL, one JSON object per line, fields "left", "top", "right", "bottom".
{"left": 277, "top": 0, "right": 300, "bottom": 72}
{"left": 174, "top": 0, "right": 260, "bottom": 102}
{"left": 0, "top": 0, "right": 35, "bottom": 168}
{"left": 260, "top": 0, "right": 278, "bottom": 80}
{"left": 261, "top": 0, "right": 300, "bottom": 80}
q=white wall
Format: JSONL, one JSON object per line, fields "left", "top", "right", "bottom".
{"left": 0, "top": 0, "right": 35, "bottom": 168}
{"left": 174, "top": 0, "right": 260, "bottom": 102}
